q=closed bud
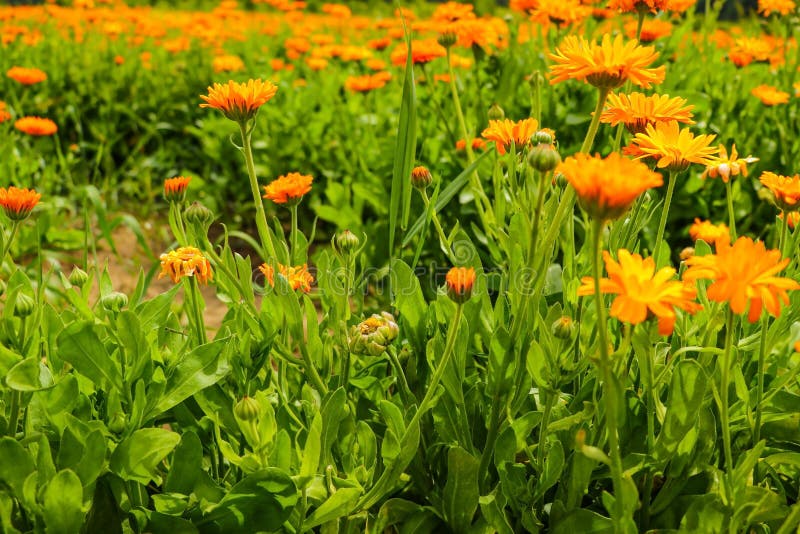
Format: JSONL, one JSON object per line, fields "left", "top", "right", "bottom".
{"left": 184, "top": 201, "right": 214, "bottom": 227}
{"left": 69, "top": 266, "right": 89, "bottom": 288}
{"left": 14, "top": 293, "right": 35, "bottom": 317}
{"left": 554, "top": 171, "right": 568, "bottom": 188}
{"left": 445, "top": 266, "right": 476, "bottom": 304}
{"left": 164, "top": 176, "right": 191, "bottom": 204}
{"left": 437, "top": 32, "right": 457, "bottom": 49}
{"left": 234, "top": 396, "right": 261, "bottom": 422}
{"left": 410, "top": 166, "right": 433, "bottom": 190}
{"left": 527, "top": 143, "right": 561, "bottom": 173}
{"left": 101, "top": 292, "right": 128, "bottom": 312}
{"left": 532, "top": 129, "right": 554, "bottom": 145}
{"left": 551, "top": 316, "right": 575, "bottom": 339}
{"left": 336, "top": 230, "right": 360, "bottom": 254}
{"left": 487, "top": 103, "right": 505, "bottom": 121}
{"left": 108, "top": 412, "right": 127, "bottom": 434}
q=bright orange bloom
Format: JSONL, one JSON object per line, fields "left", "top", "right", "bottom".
{"left": 456, "top": 138, "right": 487, "bottom": 151}
{"left": 6, "top": 66, "right": 47, "bottom": 85}
{"left": 758, "top": 0, "right": 796, "bottom": 15}
{"left": 556, "top": 152, "right": 663, "bottom": 220}
{"left": 159, "top": 247, "right": 214, "bottom": 284}
{"left": 164, "top": 176, "right": 191, "bottom": 203}
{"left": 260, "top": 263, "right": 314, "bottom": 292}
{"left": 578, "top": 249, "right": 700, "bottom": 335}
{"left": 262, "top": 172, "right": 313, "bottom": 205}
{"left": 625, "top": 19, "right": 673, "bottom": 42}
{"left": 779, "top": 210, "right": 800, "bottom": 229}
{"left": 446, "top": 266, "right": 476, "bottom": 303}
{"left": 0, "top": 101, "right": 10, "bottom": 124}
{"left": 530, "top": 0, "right": 593, "bottom": 27}
{"left": 212, "top": 55, "right": 245, "bottom": 73}
{"left": 608, "top": 0, "right": 668, "bottom": 12}
{"left": 345, "top": 72, "right": 391, "bottom": 92}
{"left": 600, "top": 92, "right": 694, "bottom": 134}
{"left": 632, "top": 121, "right": 717, "bottom": 172}
{"left": 701, "top": 144, "right": 758, "bottom": 183}
{"left": 728, "top": 37, "right": 774, "bottom": 68}
{"left": 390, "top": 39, "right": 446, "bottom": 66}
{"left": 410, "top": 166, "right": 433, "bottom": 189}
{"left": 760, "top": 171, "right": 800, "bottom": 211}
{"left": 549, "top": 34, "right": 666, "bottom": 89}
{"left": 689, "top": 218, "right": 730, "bottom": 248}
{"left": 0, "top": 186, "right": 41, "bottom": 221}
{"left": 751, "top": 84, "right": 790, "bottom": 106}
{"left": 199, "top": 79, "right": 278, "bottom": 123}
{"left": 480, "top": 118, "right": 539, "bottom": 155}
{"left": 14, "top": 117, "right": 57, "bottom": 136}
{"left": 684, "top": 237, "right": 799, "bottom": 322}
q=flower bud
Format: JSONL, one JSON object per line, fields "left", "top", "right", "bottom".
{"left": 184, "top": 201, "right": 214, "bottom": 227}
{"left": 108, "top": 412, "right": 127, "bottom": 434}
{"left": 14, "top": 293, "right": 35, "bottom": 317}
{"left": 527, "top": 143, "right": 561, "bottom": 173}
{"left": 234, "top": 396, "right": 261, "bottom": 422}
{"left": 164, "top": 176, "right": 191, "bottom": 204}
{"left": 410, "top": 166, "right": 433, "bottom": 191}
{"left": 445, "top": 266, "right": 476, "bottom": 304}
{"left": 437, "top": 32, "right": 457, "bottom": 49}
{"left": 551, "top": 316, "right": 575, "bottom": 339}
{"left": 487, "top": 103, "right": 505, "bottom": 121}
{"left": 69, "top": 266, "right": 89, "bottom": 288}
{"left": 349, "top": 312, "right": 399, "bottom": 356}
{"left": 336, "top": 230, "right": 360, "bottom": 254}
{"left": 101, "top": 292, "right": 128, "bottom": 312}
{"left": 532, "top": 129, "right": 554, "bottom": 146}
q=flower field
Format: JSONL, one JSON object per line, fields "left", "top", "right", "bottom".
{"left": 5, "top": 0, "right": 800, "bottom": 532}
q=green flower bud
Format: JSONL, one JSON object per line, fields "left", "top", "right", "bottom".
{"left": 410, "top": 166, "right": 433, "bottom": 191}
{"left": 532, "top": 130, "right": 554, "bottom": 146}
{"left": 68, "top": 266, "right": 89, "bottom": 288}
{"left": 487, "top": 103, "right": 505, "bottom": 121}
{"left": 349, "top": 312, "right": 399, "bottom": 356}
{"left": 101, "top": 292, "right": 128, "bottom": 312}
{"left": 108, "top": 412, "right": 127, "bottom": 434}
{"left": 527, "top": 143, "right": 561, "bottom": 173}
{"left": 551, "top": 316, "right": 575, "bottom": 339}
{"left": 336, "top": 230, "right": 360, "bottom": 254}
{"left": 437, "top": 32, "right": 457, "bottom": 49}
{"left": 234, "top": 396, "right": 261, "bottom": 422}
{"left": 184, "top": 201, "right": 214, "bottom": 227}
{"left": 14, "top": 293, "right": 35, "bottom": 317}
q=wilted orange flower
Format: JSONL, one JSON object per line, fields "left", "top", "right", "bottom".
{"left": 626, "top": 19, "right": 673, "bottom": 42}
{"left": 345, "top": 72, "right": 391, "bottom": 92}
{"left": 758, "top": 0, "right": 796, "bottom": 15}
{"left": 760, "top": 171, "right": 800, "bottom": 211}
{"left": 481, "top": 118, "right": 539, "bottom": 155}
{"left": 608, "top": 0, "right": 668, "bottom": 12}
{"left": 212, "top": 54, "right": 245, "bottom": 73}
{"left": 549, "top": 33, "right": 666, "bottom": 89}
{"left": 600, "top": 92, "right": 694, "bottom": 134}
{"left": 263, "top": 172, "right": 313, "bottom": 205}
{"left": 159, "top": 246, "right": 214, "bottom": 284}
{"left": 751, "top": 84, "right": 790, "bottom": 106}
{"left": 14, "top": 116, "right": 58, "bottom": 136}
{"left": 6, "top": 66, "right": 47, "bottom": 85}
{"left": 456, "top": 138, "right": 487, "bottom": 151}
{"left": 779, "top": 211, "right": 800, "bottom": 229}
{"left": 164, "top": 176, "right": 191, "bottom": 203}
{"left": 390, "top": 39, "right": 447, "bottom": 66}
{"left": 578, "top": 249, "right": 699, "bottom": 335}
{"left": 260, "top": 262, "right": 314, "bottom": 292}
{"left": 633, "top": 121, "right": 717, "bottom": 172}
{"left": 689, "top": 218, "right": 730, "bottom": 248}
{"left": 701, "top": 144, "right": 759, "bottom": 183}
{"left": 684, "top": 237, "right": 799, "bottom": 322}
{"left": 445, "top": 266, "right": 476, "bottom": 303}
{"left": 556, "top": 152, "right": 663, "bottom": 220}
{"left": 0, "top": 186, "right": 41, "bottom": 221}
{"left": 200, "top": 79, "right": 278, "bottom": 123}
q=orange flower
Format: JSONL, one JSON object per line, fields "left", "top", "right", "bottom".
{"left": 263, "top": 172, "right": 313, "bottom": 205}
{"left": 632, "top": 121, "right": 717, "bottom": 172}
{"left": 345, "top": 72, "right": 391, "bottom": 92}
{"left": 549, "top": 33, "right": 666, "bottom": 89}
{"left": 625, "top": 19, "right": 673, "bottom": 42}
{"left": 684, "top": 237, "right": 799, "bottom": 322}
{"left": 758, "top": 0, "right": 796, "bottom": 15}
{"left": 0, "top": 101, "right": 10, "bottom": 124}
{"left": 446, "top": 266, "right": 476, "bottom": 303}
{"left": 0, "top": 186, "right": 41, "bottom": 221}
{"left": 260, "top": 262, "right": 314, "bottom": 292}
{"left": 159, "top": 246, "right": 214, "bottom": 284}
{"left": 6, "top": 66, "right": 47, "bottom": 85}
{"left": 751, "top": 84, "right": 789, "bottom": 106}
{"left": 164, "top": 176, "right": 191, "bottom": 203}
{"left": 410, "top": 166, "right": 433, "bottom": 189}
{"left": 760, "top": 171, "right": 800, "bottom": 211}
{"left": 456, "top": 138, "right": 487, "bottom": 151}
{"left": 779, "top": 211, "right": 800, "bottom": 229}
{"left": 14, "top": 117, "right": 57, "bottom": 136}
{"left": 199, "top": 79, "right": 278, "bottom": 123}
{"left": 728, "top": 37, "right": 773, "bottom": 68}
{"left": 689, "top": 218, "right": 730, "bottom": 248}
{"left": 390, "top": 39, "right": 446, "bottom": 66}
{"left": 556, "top": 152, "right": 663, "bottom": 220}
{"left": 701, "top": 145, "right": 759, "bottom": 183}
{"left": 600, "top": 92, "right": 694, "bottom": 134}
{"left": 212, "top": 54, "right": 245, "bottom": 73}
{"left": 608, "top": 0, "right": 668, "bottom": 12}
{"left": 578, "top": 249, "right": 700, "bottom": 335}
{"left": 529, "top": 0, "right": 593, "bottom": 27}
{"left": 480, "top": 118, "right": 539, "bottom": 155}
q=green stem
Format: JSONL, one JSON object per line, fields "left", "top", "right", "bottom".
{"left": 238, "top": 122, "right": 278, "bottom": 262}
{"left": 753, "top": 314, "right": 768, "bottom": 481}
{"left": 725, "top": 180, "right": 737, "bottom": 242}
{"left": 653, "top": 171, "right": 678, "bottom": 266}
{"left": 536, "top": 390, "right": 556, "bottom": 470}
{"left": 580, "top": 87, "right": 612, "bottom": 154}
{"left": 779, "top": 210, "right": 789, "bottom": 258}
{"left": 478, "top": 391, "right": 503, "bottom": 492}
{"left": 187, "top": 277, "right": 207, "bottom": 345}
{"left": 386, "top": 346, "right": 414, "bottom": 405}
{"left": 290, "top": 204, "right": 299, "bottom": 265}
{"left": 339, "top": 351, "right": 351, "bottom": 391}
{"left": 638, "top": 328, "right": 657, "bottom": 530}
{"left": 0, "top": 220, "right": 21, "bottom": 269}
{"left": 719, "top": 308, "right": 735, "bottom": 473}
{"left": 421, "top": 189, "right": 453, "bottom": 262}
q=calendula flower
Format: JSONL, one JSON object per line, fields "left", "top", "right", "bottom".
{"left": 728, "top": 37, "right": 773, "bottom": 68}
{"left": 345, "top": 72, "right": 391, "bottom": 92}
{"left": 760, "top": 171, "right": 800, "bottom": 211}
{"left": 0, "top": 101, "right": 10, "bottom": 124}
{"left": 446, "top": 266, "right": 476, "bottom": 303}
{"left": 600, "top": 92, "right": 694, "bottom": 134}
{"left": 530, "top": 0, "right": 593, "bottom": 27}
{"left": 758, "top": 0, "right": 796, "bottom": 15}
{"left": 684, "top": 236, "right": 800, "bottom": 322}
{"left": 262, "top": 172, "right": 313, "bottom": 205}
{"left": 779, "top": 211, "right": 800, "bottom": 229}
{"left": 608, "top": 0, "right": 668, "bottom": 12}
{"left": 549, "top": 33, "right": 666, "bottom": 89}
{"left": 410, "top": 166, "right": 433, "bottom": 189}
{"left": 633, "top": 121, "right": 717, "bottom": 172}
{"left": 349, "top": 312, "right": 399, "bottom": 356}
{"left": 627, "top": 19, "right": 674, "bottom": 42}
{"left": 481, "top": 118, "right": 540, "bottom": 155}
{"left": 159, "top": 247, "right": 214, "bottom": 284}
{"left": 751, "top": 84, "right": 790, "bottom": 106}
{"left": 199, "top": 79, "right": 278, "bottom": 123}
{"left": 6, "top": 66, "right": 47, "bottom": 85}
{"left": 701, "top": 144, "right": 759, "bottom": 183}
{"left": 0, "top": 186, "right": 41, "bottom": 221}
{"left": 456, "top": 138, "right": 487, "bottom": 151}
{"left": 578, "top": 249, "right": 700, "bottom": 335}
{"left": 689, "top": 218, "right": 730, "bottom": 248}
{"left": 556, "top": 152, "right": 663, "bottom": 221}
{"left": 390, "top": 39, "right": 447, "bottom": 66}
{"left": 212, "top": 54, "right": 245, "bottom": 73}
{"left": 164, "top": 176, "right": 191, "bottom": 203}
{"left": 260, "top": 263, "right": 314, "bottom": 292}
{"left": 14, "top": 116, "right": 57, "bottom": 136}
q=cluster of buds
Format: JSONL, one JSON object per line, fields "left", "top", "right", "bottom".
{"left": 527, "top": 129, "right": 561, "bottom": 173}
{"left": 349, "top": 312, "right": 399, "bottom": 356}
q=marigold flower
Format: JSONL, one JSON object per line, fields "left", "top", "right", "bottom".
{"left": 760, "top": 171, "right": 800, "bottom": 211}
{"left": 456, "top": 138, "right": 487, "bottom": 151}
{"left": 411, "top": 166, "right": 433, "bottom": 189}
{"left": 632, "top": 121, "right": 717, "bottom": 172}
{"left": 262, "top": 172, "right": 313, "bottom": 205}
{"left": 530, "top": 0, "right": 593, "bottom": 27}
{"left": 608, "top": 0, "right": 668, "bottom": 12}
{"left": 758, "top": 0, "right": 796, "bottom": 15}
{"left": 164, "top": 176, "right": 191, "bottom": 203}
{"left": 578, "top": 249, "right": 700, "bottom": 335}
{"left": 701, "top": 144, "right": 758, "bottom": 183}
{"left": 14, "top": 116, "right": 58, "bottom": 136}
{"left": 390, "top": 39, "right": 447, "bottom": 66}
{"left": 0, "top": 101, "right": 10, "bottom": 124}
{"left": 689, "top": 218, "right": 730, "bottom": 248}
{"left": 600, "top": 92, "right": 694, "bottom": 134}
{"left": 199, "top": 79, "right": 278, "bottom": 123}
{"left": 212, "top": 54, "right": 245, "bottom": 73}
{"left": 481, "top": 118, "right": 540, "bottom": 155}
{"left": 549, "top": 33, "right": 666, "bottom": 89}
{"left": 751, "top": 84, "right": 790, "bottom": 106}
{"left": 683, "top": 237, "right": 800, "bottom": 322}
{"left": 349, "top": 312, "right": 399, "bottom": 356}
{"left": 446, "top": 266, "right": 476, "bottom": 303}
{"left": 6, "top": 66, "right": 47, "bottom": 85}
{"left": 345, "top": 72, "right": 391, "bottom": 92}
{"left": 728, "top": 37, "right": 773, "bottom": 68}
{"left": 0, "top": 186, "right": 41, "bottom": 221}
{"left": 625, "top": 19, "right": 673, "bottom": 42}
{"left": 260, "top": 263, "right": 314, "bottom": 292}
{"left": 556, "top": 152, "right": 663, "bottom": 221}
{"left": 159, "top": 246, "right": 214, "bottom": 284}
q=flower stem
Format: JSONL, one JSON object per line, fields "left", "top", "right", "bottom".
{"left": 238, "top": 122, "right": 278, "bottom": 262}
{"left": 290, "top": 204, "right": 299, "bottom": 265}
{"left": 725, "top": 180, "right": 737, "bottom": 242}
{"left": 653, "top": 171, "right": 678, "bottom": 266}
{"left": 0, "top": 220, "right": 21, "bottom": 269}
{"left": 580, "top": 87, "right": 612, "bottom": 154}
{"left": 186, "top": 277, "right": 207, "bottom": 345}
{"left": 719, "top": 308, "right": 735, "bottom": 473}
{"left": 753, "top": 314, "right": 769, "bottom": 481}
{"left": 421, "top": 189, "right": 453, "bottom": 262}
{"left": 779, "top": 210, "right": 789, "bottom": 258}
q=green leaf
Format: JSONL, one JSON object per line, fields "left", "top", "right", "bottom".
{"left": 82, "top": 475, "right": 122, "bottom": 534}
{"left": 57, "top": 321, "right": 124, "bottom": 392}
{"left": 303, "top": 488, "right": 362, "bottom": 529}
{"left": 42, "top": 470, "right": 86, "bottom": 534}
{"left": 442, "top": 447, "right": 479, "bottom": 532}
{"left": 146, "top": 512, "right": 198, "bottom": 534}
{"left": 165, "top": 430, "right": 203, "bottom": 495}
{"left": 5, "top": 357, "right": 53, "bottom": 391}
{"left": 654, "top": 359, "right": 708, "bottom": 462}
{"left": 110, "top": 428, "right": 181, "bottom": 485}
{"left": 115, "top": 311, "right": 150, "bottom": 385}
{"left": 0, "top": 438, "right": 34, "bottom": 498}
{"left": 300, "top": 411, "right": 323, "bottom": 479}
{"left": 535, "top": 439, "right": 564, "bottom": 501}
{"left": 551, "top": 508, "right": 613, "bottom": 533}
{"left": 389, "top": 259, "right": 427, "bottom": 352}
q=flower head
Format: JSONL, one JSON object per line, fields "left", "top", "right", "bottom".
{"left": 600, "top": 92, "right": 694, "bottom": 134}
{"left": 0, "top": 101, "right": 10, "bottom": 124}
{"left": 345, "top": 72, "right": 392, "bottom": 92}
{"left": 14, "top": 116, "right": 57, "bottom": 136}
{"left": 608, "top": 0, "right": 669, "bottom": 12}
{"left": 684, "top": 237, "right": 800, "bottom": 322}
{"left": 199, "top": 79, "right": 278, "bottom": 123}
{"left": 164, "top": 176, "right": 191, "bottom": 203}
{"left": 349, "top": 312, "right": 399, "bottom": 356}
{"left": 159, "top": 247, "right": 214, "bottom": 284}
{"left": 212, "top": 55, "right": 245, "bottom": 73}
{"left": 632, "top": 121, "right": 717, "bottom": 172}
{"left": 760, "top": 171, "right": 800, "bottom": 211}
{"left": 549, "top": 34, "right": 666, "bottom": 89}
{"left": 6, "top": 66, "right": 47, "bottom": 85}
{"left": 481, "top": 118, "right": 540, "bottom": 155}
{"left": 701, "top": 144, "right": 758, "bottom": 183}
{"left": 625, "top": 19, "right": 674, "bottom": 42}
{"left": 751, "top": 84, "right": 790, "bottom": 106}
{"left": 758, "top": 0, "right": 796, "bottom": 15}
{"left": 390, "top": 39, "right": 446, "bottom": 66}
{"left": 411, "top": 166, "right": 433, "bottom": 190}
{"left": 446, "top": 266, "right": 476, "bottom": 303}
{"left": 689, "top": 218, "right": 730, "bottom": 248}
{"left": 260, "top": 263, "right": 314, "bottom": 292}
{"left": 578, "top": 249, "right": 699, "bottom": 335}
{"left": 456, "top": 138, "right": 487, "bottom": 151}
{"left": 556, "top": 152, "right": 663, "bottom": 220}
{"left": 262, "top": 172, "right": 313, "bottom": 206}
{"left": 0, "top": 186, "right": 41, "bottom": 221}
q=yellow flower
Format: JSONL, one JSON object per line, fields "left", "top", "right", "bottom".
{"left": 260, "top": 263, "right": 314, "bottom": 292}
{"left": 199, "top": 79, "right": 278, "bottom": 123}
{"left": 159, "top": 247, "right": 214, "bottom": 284}
{"left": 688, "top": 218, "right": 730, "bottom": 248}
{"left": 480, "top": 118, "right": 540, "bottom": 155}
{"left": 701, "top": 145, "right": 758, "bottom": 183}
{"left": 600, "top": 92, "right": 694, "bottom": 134}
{"left": 632, "top": 121, "right": 717, "bottom": 172}
{"left": 759, "top": 171, "right": 800, "bottom": 211}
